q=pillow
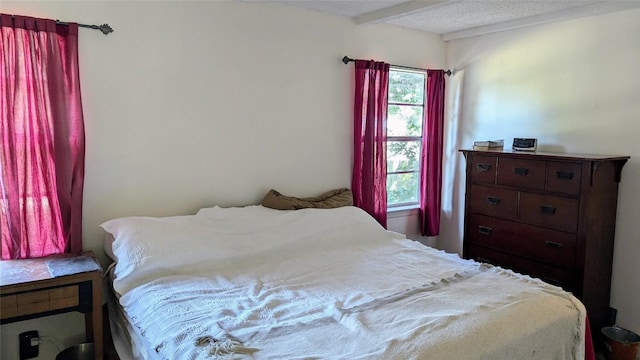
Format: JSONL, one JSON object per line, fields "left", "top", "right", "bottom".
{"left": 101, "top": 204, "right": 386, "bottom": 296}
{"left": 101, "top": 214, "right": 222, "bottom": 296}
{"left": 101, "top": 210, "right": 283, "bottom": 296}
{"left": 261, "top": 188, "right": 353, "bottom": 210}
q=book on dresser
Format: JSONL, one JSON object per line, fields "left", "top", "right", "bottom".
{"left": 473, "top": 139, "right": 504, "bottom": 150}
{"left": 459, "top": 149, "right": 629, "bottom": 337}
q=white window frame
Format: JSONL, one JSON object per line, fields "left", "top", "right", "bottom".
{"left": 386, "top": 67, "right": 426, "bottom": 209}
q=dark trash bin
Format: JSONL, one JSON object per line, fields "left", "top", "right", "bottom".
{"left": 601, "top": 326, "right": 640, "bottom": 360}
{"left": 55, "top": 343, "right": 95, "bottom": 360}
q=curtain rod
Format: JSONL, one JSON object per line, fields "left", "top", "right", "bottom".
{"left": 7, "top": 15, "right": 113, "bottom": 35}
{"left": 57, "top": 20, "right": 113, "bottom": 35}
{"left": 342, "top": 56, "right": 451, "bottom": 76}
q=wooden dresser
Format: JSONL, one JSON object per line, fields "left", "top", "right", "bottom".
{"left": 460, "top": 149, "right": 628, "bottom": 332}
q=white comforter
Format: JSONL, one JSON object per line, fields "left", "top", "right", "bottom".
{"left": 102, "top": 206, "right": 586, "bottom": 360}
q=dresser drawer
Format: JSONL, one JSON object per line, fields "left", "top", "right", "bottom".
{"left": 547, "top": 161, "right": 582, "bottom": 195}
{"left": 469, "top": 185, "right": 518, "bottom": 220}
{"left": 519, "top": 193, "right": 579, "bottom": 232}
{"left": 468, "top": 214, "right": 577, "bottom": 268}
{"left": 470, "top": 155, "right": 497, "bottom": 184}
{"left": 497, "top": 158, "right": 546, "bottom": 190}
{"left": 467, "top": 245, "right": 575, "bottom": 290}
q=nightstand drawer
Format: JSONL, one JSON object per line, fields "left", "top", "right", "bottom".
{"left": 519, "top": 193, "right": 579, "bottom": 232}
{"left": 12, "top": 285, "right": 80, "bottom": 316}
{"left": 469, "top": 185, "right": 518, "bottom": 220}
{"left": 468, "top": 214, "right": 577, "bottom": 268}
{"left": 50, "top": 285, "right": 79, "bottom": 309}
{"left": 497, "top": 158, "right": 546, "bottom": 190}
{"left": 17, "top": 290, "right": 50, "bottom": 315}
{"left": 0, "top": 295, "right": 17, "bottom": 319}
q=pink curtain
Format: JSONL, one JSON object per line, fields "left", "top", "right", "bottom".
{"left": 352, "top": 60, "right": 389, "bottom": 227}
{"left": 1, "top": 14, "right": 85, "bottom": 259}
{"left": 419, "top": 70, "right": 445, "bottom": 236}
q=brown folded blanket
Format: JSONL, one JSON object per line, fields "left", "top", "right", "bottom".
{"left": 261, "top": 188, "right": 353, "bottom": 210}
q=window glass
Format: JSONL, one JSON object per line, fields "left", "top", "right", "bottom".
{"left": 388, "top": 71, "right": 425, "bottom": 104}
{"left": 387, "top": 141, "right": 420, "bottom": 172}
{"left": 387, "top": 105, "right": 423, "bottom": 137}
{"left": 387, "top": 173, "right": 420, "bottom": 205}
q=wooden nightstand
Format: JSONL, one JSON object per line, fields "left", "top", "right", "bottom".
{"left": 0, "top": 251, "right": 104, "bottom": 360}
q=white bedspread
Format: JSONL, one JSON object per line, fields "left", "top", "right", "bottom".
{"left": 102, "top": 206, "right": 586, "bottom": 360}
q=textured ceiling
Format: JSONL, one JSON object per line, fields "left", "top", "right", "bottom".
{"left": 270, "top": 0, "right": 640, "bottom": 40}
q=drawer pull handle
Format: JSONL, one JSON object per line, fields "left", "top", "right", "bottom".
{"left": 478, "top": 226, "right": 493, "bottom": 235}
{"left": 540, "top": 205, "right": 557, "bottom": 215}
{"left": 545, "top": 241, "right": 563, "bottom": 249}
{"left": 476, "top": 163, "right": 491, "bottom": 172}
{"left": 485, "top": 196, "right": 501, "bottom": 205}
{"left": 513, "top": 167, "right": 529, "bottom": 176}
{"left": 556, "top": 171, "right": 574, "bottom": 180}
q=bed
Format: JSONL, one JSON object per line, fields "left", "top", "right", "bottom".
{"left": 101, "top": 205, "right": 593, "bottom": 359}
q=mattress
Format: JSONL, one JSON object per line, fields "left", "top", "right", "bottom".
{"left": 102, "top": 205, "right": 589, "bottom": 360}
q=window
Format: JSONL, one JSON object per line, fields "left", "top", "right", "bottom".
{"left": 386, "top": 68, "right": 426, "bottom": 208}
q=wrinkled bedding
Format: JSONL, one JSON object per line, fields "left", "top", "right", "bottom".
{"left": 261, "top": 188, "right": 353, "bottom": 210}
{"left": 102, "top": 206, "right": 586, "bottom": 360}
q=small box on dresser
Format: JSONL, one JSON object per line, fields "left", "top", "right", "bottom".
{"left": 459, "top": 149, "right": 629, "bottom": 336}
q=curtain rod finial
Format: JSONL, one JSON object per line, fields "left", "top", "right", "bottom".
{"left": 98, "top": 24, "right": 113, "bottom": 35}
{"left": 342, "top": 56, "right": 352, "bottom": 64}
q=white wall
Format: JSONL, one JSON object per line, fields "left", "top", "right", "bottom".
{"left": 0, "top": 1, "right": 445, "bottom": 359}
{"left": 389, "top": 209, "right": 437, "bottom": 248}
{"left": 442, "top": 8, "right": 640, "bottom": 336}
